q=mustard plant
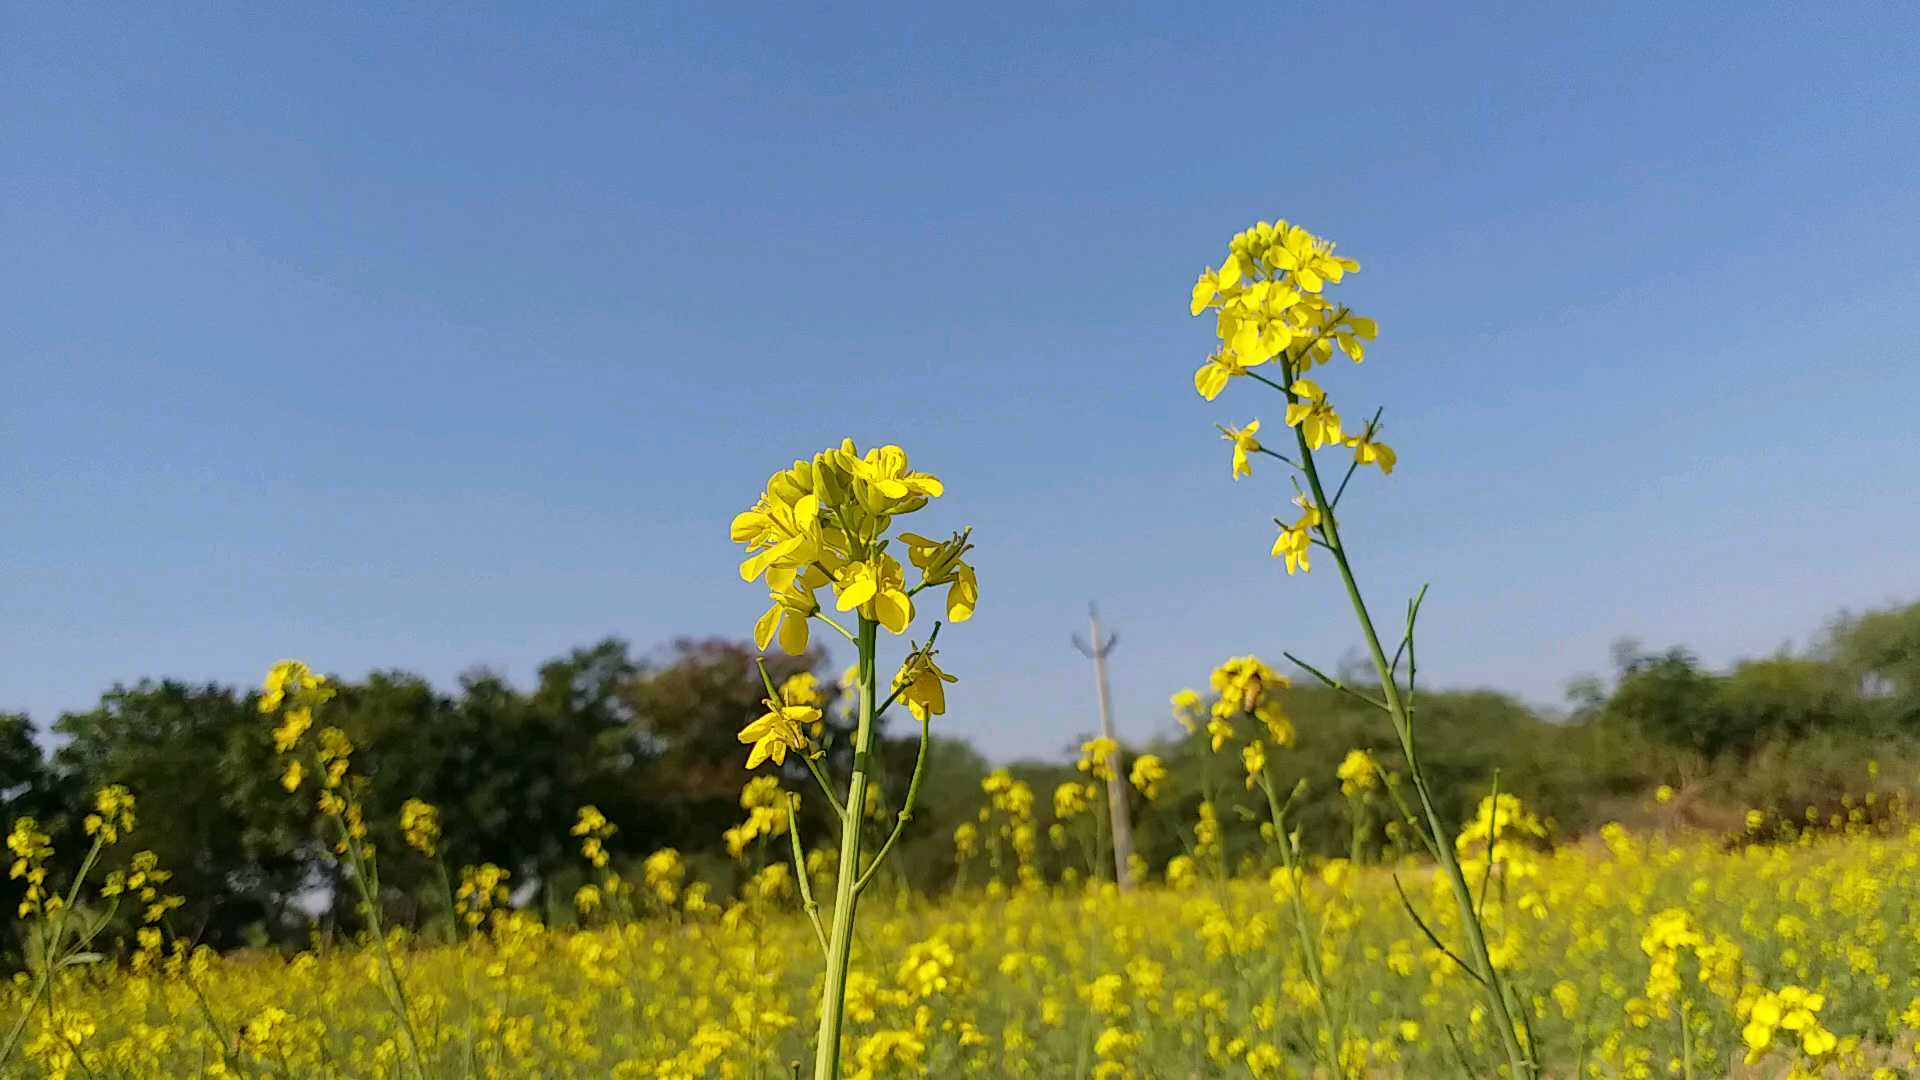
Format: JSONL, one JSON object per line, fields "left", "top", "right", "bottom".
{"left": 1188, "top": 218, "right": 1538, "bottom": 1078}
{"left": 0, "top": 785, "right": 136, "bottom": 1071}
{"left": 259, "top": 660, "right": 429, "bottom": 1078}
{"left": 730, "top": 438, "right": 979, "bottom": 1079}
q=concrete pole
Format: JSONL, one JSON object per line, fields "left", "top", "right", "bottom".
{"left": 1075, "top": 605, "right": 1137, "bottom": 889}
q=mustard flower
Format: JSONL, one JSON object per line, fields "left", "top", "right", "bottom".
{"left": 737, "top": 698, "right": 818, "bottom": 770}
{"left": 1241, "top": 740, "right": 1266, "bottom": 788}
{"left": 83, "top": 784, "right": 137, "bottom": 845}
{"left": 1283, "top": 378, "right": 1342, "bottom": 449}
{"left": 1336, "top": 749, "right": 1379, "bottom": 796}
{"left": 400, "top": 798, "right": 440, "bottom": 858}
{"left": 1077, "top": 736, "right": 1119, "bottom": 782}
{"left": 1343, "top": 427, "right": 1396, "bottom": 474}
{"left": 1054, "top": 782, "right": 1094, "bottom": 820}
{"left": 892, "top": 645, "right": 957, "bottom": 723}
{"left": 1129, "top": 754, "right": 1167, "bottom": 801}
{"left": 1219, "top": 420, "right": 1262, "bottom": 479}
{"left": 1271, "top": 495, "right": 1321, "bottom": 575}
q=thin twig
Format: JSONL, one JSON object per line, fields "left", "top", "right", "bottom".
{"left": 855, "top": 716, "right": 932, "bottom": 896}
{"left": 1329, "top": 408, "right": 1384, "bottom": 509}
{"left": 785, "top": 795, "right": 829, "bottom": 957}
{"left": 1476, "top": 770, "right": 1501, "bottom": 922}
{"left": 1390, "top": 874, "right": 1487, "bottom": 987}
{"left": 800, "top": 754, "right": 847, "bottom": 823}
{"left": 1444, "top": 1024, "right": 1478, "bottom": 1079}
{"left": 1284, "top": 651, "right": 1390, "bottom": 713}
{"left": 1254, "top": 445, "right": 1302, "bottom": 470}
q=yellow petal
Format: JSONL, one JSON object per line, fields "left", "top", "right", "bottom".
{"left": 753, "top": 606, "right": 781, "bottom": 651}
{"left": 836, "top": 575, "right": 877, "bottom": 612}
{"left": 1218, "top": 254, "right": 1242, "bottom": 288}
{"left": 946, "top": 579, "right": 976, "bottom": 623}
{"left": 1190, "top": 274, "right": 1215, "bottom": 317}
{"left": 1195, "top": 363, "right": 1230, "bottom": 401}
{"left": 777, "top": 611, "right": 810, "bottom": 655}
{"left": 729, "top": 511, "right": 767, "bottom": 543}
{"left": 875, "top": 590, "right": 912, "bottom": 634}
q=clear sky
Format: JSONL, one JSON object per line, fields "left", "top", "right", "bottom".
{"left": 4, "top": 5, "right": 1917, "bottom": 761}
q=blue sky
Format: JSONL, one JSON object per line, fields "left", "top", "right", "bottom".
{"left": 4, "top": 5, "right": 1917, "bottom": 761}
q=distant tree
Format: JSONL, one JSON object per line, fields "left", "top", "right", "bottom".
{"left": 52, "top": 681, "right": 311, "bottom": 946}
{"left": 1601, "top": 647, "right": 1725, "bottom": 755}
{"left": 623, "top": 637, "right": 842, "bottom": 855}
{"left": 1717, "top": 655, "right": 1850, "bottom": 745}
{"left": 0, "top": 711, "right": 48, "bottom": 814}
{"left": 1825, "top": 600, "right": 1920, "bottom": 722}
{"left": 0, "top": 712, "right": 52, "bottom": 958}
{"left": 330, "top": 641, "right": 662, "bottom": 912}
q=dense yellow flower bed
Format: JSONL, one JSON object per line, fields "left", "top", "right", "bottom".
{"left": 10, "top": 821, "right": 1919, "bottom": 1078}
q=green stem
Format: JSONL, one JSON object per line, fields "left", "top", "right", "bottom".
{"left": 854, "top": 717, "right": 931, "bottom": 896}
{"left": 786, "top": 794, "right": 829, "bottom": 956}
{"left": 1679, "top": 999, "right": 1695, "bottom": 1080}
{"left": 1283, "top": 650, "right": 1389, "bottom": 713}
{"left": 1286, "top": 381, "right": 1537, "bottom": 1080}
{"left": 332, "top": 790, "right": 429, "bottom": 1080}
{"left": 0, "top": 832, "right": 110, "bottom": 1069}
{"left": 812, "top": 616, "right": 879, "bottom": 1079}
{"left": 813, "top": 611, "right": 858, "bottom": 643}
{"left": 1260, "top": 774, "right": 1345, "bottom": 1077}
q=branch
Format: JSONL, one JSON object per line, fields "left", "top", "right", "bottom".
{"left": 1475, "top": 769, "right": 1501, "bottom": 922}
{"left": 800, "top": 754, "right": 847, "bottom": 824}
{"left": 785, "top": 795, "right": 829, "bottom": 957}
{"left": 1284, "top": 651, "right": 1390, "bottom": 713}
{"left": 855, "top": 716, "right": 932, "bottom": 896}
{"left": 875, "top": 622, "right": 943, "bottom": 716}
{"left": 1391, "top": 874, "right": 1486, "bottom": 987}
{"left": 1329, "top": 407, "right": 1384, "bottom": 510}
{"left": 813, "top": 611, "right": 858, "bottom": 643}
{"left": 1254, "top": 445, "right": 1302, "bottom": 470}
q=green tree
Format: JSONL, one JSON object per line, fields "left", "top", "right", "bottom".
{"left": 52, "top": 681, "right": 310, "bottom": 946}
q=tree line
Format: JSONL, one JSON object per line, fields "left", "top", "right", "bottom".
{"left": 1, "top": 600, "right": 1914, "bottom": 960}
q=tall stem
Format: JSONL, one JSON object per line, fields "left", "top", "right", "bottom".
{"left": 331, "top": 787, "right": 427, "bottom": 1079}
{"left": 1289, "top": 401, "right": 1535, "bottom": 1080}
{"left": 1260, "top": 776, "right": 1344, "bottom": 1076}
{"left": 0, "top": 833, "right": 110, "bottom": 1069}
{"left": 812, "top": 616, "right": 878, "bottom": 1079}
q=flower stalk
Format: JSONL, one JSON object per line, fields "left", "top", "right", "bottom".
{"left": 729, "top": 439, "right": 978, "bottom": 1079}
{"left": 1187, "top": 217, "right": 1537, "bottom": 1079}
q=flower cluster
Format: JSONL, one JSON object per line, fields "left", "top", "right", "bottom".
{"left": 640, "top": 848, "right": 685, "bottom": 908}
{"left": 1173, "top": 656, "right": 1295, "bottom": 757}
{"left": 721, "top": 777, "right": 791, "bottom": 860}
{"left": 892, "top": 643, "right": 956, "bottom": 724}
{"left": 1739, "top": 984, "right": 1838, "bottom": 1066}
{"left": 738, "top": 689, "right": 822, "bottom": 772}
{"left": 7, "top": 817, "right": 55, "bottom": 919}
{"left": 400, "top": 798, "right": 441, "bottom": 858}
{"left": 1187, "top": 220, "right": 1395, "bottom": 569}
{"left": 100, "top": 849, "right": 181, "bottom": 927}
{"left": 455, "top": 863, "right": 513, "bottom": 929}
{"left": 1076, "top": 736, "right": 1118, "bottom": 782}
{"left": 730, "top": 439, "right": 976, "bottom": 651}
{"left": 262, "top": 660, "right": 333, "bottom": 751}
{"left": 1453, "top": 793, "right": 1551, "bottom": 922}
{"left": 1188, "top": 220, "right": 1371, "bottom": 401}
{"left": 1128, "top": 754, "right": 1167, "bottom": 801}
{"left": 572, "top": 805, "right": 616, "bottom": 869}
{"left": 1336, "top": 749, "right": 1380, "bottom": 797}
{"left": 84, "top": 785, "right": 137, "bottom": 845}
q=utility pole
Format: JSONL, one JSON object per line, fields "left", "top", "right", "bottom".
{"left": 1073, "top": 604, "right": 1137, "bottom": 889}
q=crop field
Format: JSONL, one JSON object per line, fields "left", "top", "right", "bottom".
{"left": 13, "top": 2, "right": 1920, "bottom": 1076}
{"left": 7, "top": 779, "right": 1919, "bottom": 1078}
